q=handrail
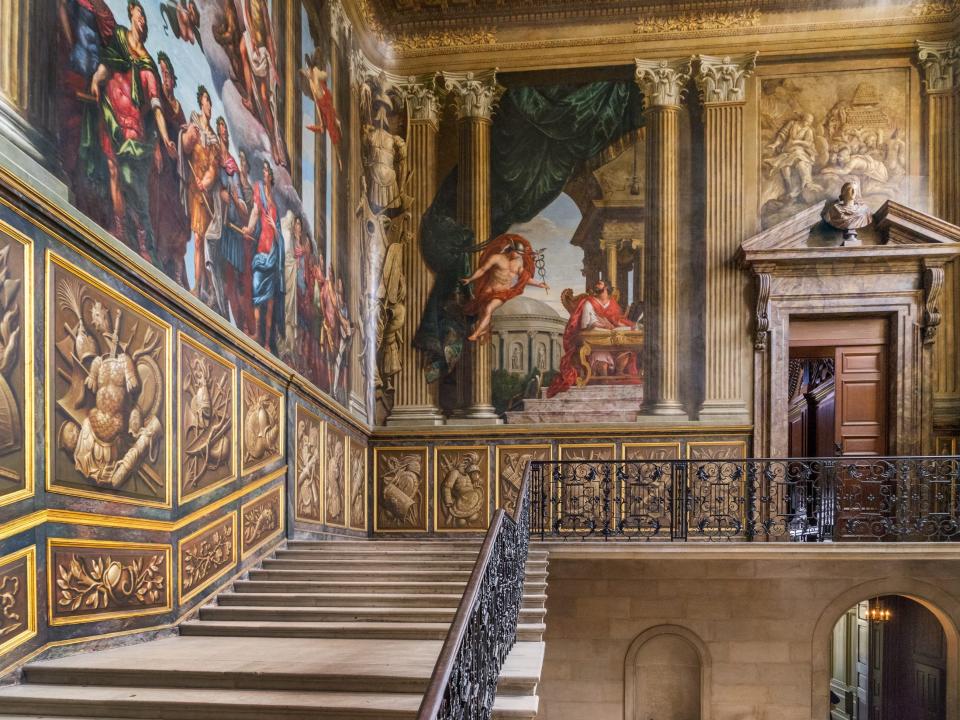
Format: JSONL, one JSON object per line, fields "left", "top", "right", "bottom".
{"left": 416, "top": 463, "right": 532, "bottom": 720}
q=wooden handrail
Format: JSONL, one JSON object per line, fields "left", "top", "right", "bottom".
{"left": 416, "top": 464, "right": 532, "bottom": 719}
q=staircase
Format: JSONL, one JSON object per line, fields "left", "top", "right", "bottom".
{"left": 505, "top": 383, "right": 644, "bottom": 424}
{"left": 0, "top": 540, "right": 549, "bottom": 719}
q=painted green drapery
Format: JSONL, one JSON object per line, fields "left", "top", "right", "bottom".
{"left": 415, "top": 80, "right": 644, "bottom": 382}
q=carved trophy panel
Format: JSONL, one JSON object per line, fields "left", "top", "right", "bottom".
{"left": 0, "top": 225, "right": 30, "bottom": 508}
{"left": 349, "top": 439, "right": 367, "bottom": 531}
{"left": 241, "top": 485, "right": 284, "bottom": 558}
{"left": 178, "top": 335, "right": 236, "bottom": 503}
{"left": 47, "top": 254, "right": 171, "bottom": 507}
{"left": 48, "top": 539, "right": 171, "bottom": 625}
{"left": 0, "top": 546, "right": 36, "bottom": 657}
{"left": 240, "top": 372, "right": 284, "bottom": 476}
{"left": 178, "top": 512, "right": 237, "bottom": 604}
{"left": 435, "top": 447, "right": 490, "bottom": 531}
{"left": 496, "top": 445, "right": 549, "bottom": 515}
{"left": 375, "top": 447, "right": 427, "bottom": 532}
{"left": 325, "top": 426, "right": 347, "bottom": 527}
{"left": 294, "top": 405, "right": 324, "bottom": 523}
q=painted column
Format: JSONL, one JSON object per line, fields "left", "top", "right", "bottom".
{"left": 695, "top": 53, "right": 757, "bottom": 422}
{"left": 387, "top": 75, "right": 446, "bottom": 425}
{"left": 917, "top": 40, "right": 960, "bottom": 428}
{"left": 602, "top": 237, "right": 619, "bottom": 286}
{"left": 348, "top": 50, "right": 368, "bottom": 420}
{"left": 635, "top": 58, "right": 692, "bottom": 417}
{"left": 445, "top": 70, "right": 504, "bottom": 422}
{"left": 0, "top": 0, "right": 56, "bottom": 168}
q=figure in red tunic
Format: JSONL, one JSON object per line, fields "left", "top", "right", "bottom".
{"left": 546, "top": 279, "right": 640, "bottom": 398}
{"left": 460, "top": 234, "right": 549, "bottom": 343}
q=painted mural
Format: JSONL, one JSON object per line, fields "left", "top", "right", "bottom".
{"left": 53, "top": 0, "right": 354, "bottom": 409}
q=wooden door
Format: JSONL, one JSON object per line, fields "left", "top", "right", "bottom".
{"left": 834, "top": 345, "right": 887, "bottom": 456}
{"left": 914, "top": 662, "right": 945, "bottom": 720}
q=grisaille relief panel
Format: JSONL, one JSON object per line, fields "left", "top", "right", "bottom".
{"left": 496, "top": 445, "right": 550, "bottom": 515}
{"left": 241, "top": 485, "right": 284, "bottom": 558}
{"left": 0, "top": 546, "right": 36, "bottom": 657}
{"left": 325, "top": 425, "right": 347, "bottom": 527}
{"left": 178, "top": 512, "right": 237, "bottom": 604}
{"left": 178, "top": 335, "right": 236, "bottom": 503}
{"left": 294, "top": 405, "right": 324, "bottom": 523}
{"left": 375, "top": 448, "right": 427, "bottom": 532}
{"left": 435, "top": 447, "right": 490, "bottom": 531}
{"left": 349, "top": 439, "right": 367, "bottom": 531}
{"left": 0, "top": 226, "right": 30, "bottom": 508}
{"left": 240, "top": 372, "right": 283, "bottom": 476}
{"left": 49, "top": 539, "right": 172, "bottom": 626}
{"left": 48, "top": 254, "right": 171, "bottom": 507}
{"left": 760, "top": 68, "right": 910, "bottom": 228}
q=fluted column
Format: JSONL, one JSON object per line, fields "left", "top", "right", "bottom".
{"left": 387, "top": 76, "right": 446, "bottom": 425}
{"left": 348, "top": 51, "right": 369, "bottom": 420}
{"left": 635, "top": 58, "right": 691, "bottom": 417}
{"left": 917, "top": 40, "right": 960, "bottom": 427}
{"left": 445, "top": 70, "right": 504, "bottom": 423}
{"left": 0, "top": 0, "right": 56, "bottom": 169}
{"left": 696, "top": 53, "right": 757, "bottom": 422}
{"left": 602, "top": 237, "right": 619, "bottom": 286}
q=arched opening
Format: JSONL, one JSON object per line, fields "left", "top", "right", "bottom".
{"left": 624, "top": 625, "right": 711, "bottom": 720}
{"left": 829, "top": 595, "right": 947, "bottom": 720}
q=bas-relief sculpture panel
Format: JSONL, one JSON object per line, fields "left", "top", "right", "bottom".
{"left": 240, "top": 372, "right": 283, "bottom": 476}
{"left": 349, "top": 439, "right": 367, "bottom": 531}
{"left": 294, "top": 404, "right": 324, "bottom": 523}
{"left": 0, "top": 225, "right": 31, "bottom": 508}
{"left": 495, "top": 444, "right": 550, "bottom": 515}
{"left": 0, "top": 546, "right": 36, "bottom": 657}
{"left": 47, "top": 253, "right": 172, "bottom": 508}
{"left": 241, "top": 484, "right": 284, "bottom": 558}
{"left": 760, "top": 68, "right": 911, "bottom": 228}
{"left": 375, "top": 447, "right": 427, "bottom": 532}
{"left": 435, "top": 447, "right": 489, "bottom": 531}
{"left": 178, "top": 334, "right": 236, "bottom": 503}
{"left": 48, "top": 539, "right": 172, "bottom": 626}
{"left": 178, "top": 512, "right": 236, "bottom": 604}
{"left": 51, "top": 0, "right": 356, "bottom": 412}
{"left": 324, "top": 425, "right": 347, "bottom": 527}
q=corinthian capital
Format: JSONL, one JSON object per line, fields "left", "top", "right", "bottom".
{"left": 916, "top": 40, "right": 960, "bottom": 94}
{"left": 443, "top": 69, "right": 504, "bottom": 120}
{"left": 401, "top": 74, "right": 443, "bottom": 124}
{"left": 635, "top": 57, "right": 693, "bottom": 108}
{"left": 695, "top": 52, "right": 758, "bottom": 104}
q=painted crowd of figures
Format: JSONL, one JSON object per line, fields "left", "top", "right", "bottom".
{"left": 55, "top": 0, "right": 351, "bottom": 401}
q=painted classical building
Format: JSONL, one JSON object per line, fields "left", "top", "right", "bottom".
{"left": 0, "top": 1, "right": 958, "bottom": 720}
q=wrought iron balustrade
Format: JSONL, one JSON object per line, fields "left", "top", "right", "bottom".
{"left": 417, "top": 462, "right": 531, "bottom": 719}
{"left": 529, "top": 456, "right": 960, "bottom": 542}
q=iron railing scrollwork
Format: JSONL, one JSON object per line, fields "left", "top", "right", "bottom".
{"left": 417, "top": 465, "right": 531, "bottom": 719}
{"left": 530, "top": 456, "right": 960, "bottom": 542}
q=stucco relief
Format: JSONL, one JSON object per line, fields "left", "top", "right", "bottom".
{"left": 0, "top": 230, "right": 29, "bottom": 508}
{"left": 760, "top": 70, "right": 910, "bottom": 228}
{"left": 179, "top": 336, "right": 235, "bottom": 502}
{"left": 241, "top": 486, "right": 284, "bottom": 558}
{"left": 49, "top": 257, "right": 170, "bottom": 506}
{"left": 375, "top": 448, "right": 427, "bottom": 532}
{"left": 240, "top": 373, "right": 283, "bottom": 475}
{"left": 179, "top": 513, "right": 236, "bottom": 604}
{"left": 325, "top": 426, "right": 347, "bottom": 527}
{"left": 349, "top": 440, "right": 367, "bottom": 531}
{"left": 496, "top": 445, "right": 549, "bottom": 515}
{"left": 295, "top": 405, "right": 324, "bottom": 523}
{"left": 436, "top": 447, "right": 489, "bottom": 531}
{"left": 0, "top": 547, "right": 35, "bottom": 657}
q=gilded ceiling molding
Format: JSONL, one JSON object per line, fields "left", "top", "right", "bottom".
{"left": 910, "top": 0, "right": 960, "bottom": 18}
{"left": 442, "top": 70, "right": 505, "bottom": 120}
{"left": 694, "top": 52, "right": 758, "bottom": 104}
{"left": 357, "top": 0, "right": 496, "bottom": 57}
{"left": 635, "top": 8, "right": 761, "bottom": 34}
{"left": 634, "top": 58, "right": 693, "bottom": 108}
{"left": 916, "top": 39, "right": 960, "bottom": 93}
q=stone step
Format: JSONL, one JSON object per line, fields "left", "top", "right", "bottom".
{"left": 231, "top": 579, "right": 548, "bottom": 595}
{"left": 275, "top": 547, "right": 550, "bottom": 562}
{"left": 539, "top": 384, "right": 644, "bottom": 400}
{"left": 179, "top": 619, "right": 547, "bottom": 642}
{"left": 260, "top": 558, "right": 480, "bottom": 571}
{"left": 198, "top": 604, "right": 547, "bottom": 624}
{"left": 0, "top": 684, "right": 539, "bottom": 719}
{"left": 247, "top": 566, "right": 548, "bottom": 583}
{"left": 286, "top": 540, "right": 484, "bottom": 550}
{"left": 218, "top": 591, "right": 548, "bottom": 609}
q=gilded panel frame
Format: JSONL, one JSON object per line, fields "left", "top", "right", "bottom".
{"left": 373, "top": 446, "right": 428, "bottom": 534}
{"left": 324, "top": 424, "right": 348, "bottom": 529}
{"left": 177, "top": 510, "right": 238, "bottom": 605}
{"left": 348, "top": 438, "right": 368, "bottom": 531}
{"left": 494, "top": 443, "right": 551, "bottom": 512}
{"left": 433, "top": 445, "right": 491, "bottom": 533}
{"left": 239, "top": 371, "right": 285, "bottom": 477}
{"left": 47, "top": 537, "right": 173, "bottom": 626}
{"left": 44, "top": 250, "right": 173, "bottom": 508}
{"left": 620, "top": 442, "right": 682, "bottom": 535}
{"left": 293, "top": 404, "right": 325, "bottom": 524}
{"left": 555, "top": 443, "right": 616, "bottom": 533}
{"left": 0, "top": 545, "right": 37, "bottom": 658}
{"left": 0, "top": 220, "right": 33, "bottom": 510}
{"left": 240, "top": 484, "right": 285, "bottom": 559}
{"left": 177, "top": 332, "right": 238, "bottom": 505}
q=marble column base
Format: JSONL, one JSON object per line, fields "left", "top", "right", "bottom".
{"left": 447, "top": 405, "right": 503, "bottom": 425}
{"left": 0, "top": 100, "right": 57, "bottom": 175}
{"left": 698, "top": 400, "right": 751, "bottom": 425}
{"left": 385, "top": 405, "right": 447, "bottom": 426}
{"left": 645, "top": 401, "right": 688, "bottom": 418}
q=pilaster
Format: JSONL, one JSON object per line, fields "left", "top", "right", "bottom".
{"left": 444, "top": 70, "right": 504, "bottom": 423}
{"left": 695, "top": 53, "right": 757, "bottom": 423}
{"left": 348, "top": 50, "right": 369, "bottom": 421}
{"left": 635, "top": 58, "right": 692, "bottom": 417}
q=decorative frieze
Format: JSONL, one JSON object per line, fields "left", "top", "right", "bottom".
{"left": 634, "top": 58, "right": 692, "bottom": 108}
{"left": 635, "top": 8, "right": 761, "bottom": 34}
{"left": 443, "top": 70, "right": 504, "bottom": 121}
{"left": 240, "top": 485, "right": 284, "bottom": 559}
{"left": 694, "top": 53, "right": 757, "bottom": 104}
{"left": 178, "top": 513, "right": 236, "bottom": 604}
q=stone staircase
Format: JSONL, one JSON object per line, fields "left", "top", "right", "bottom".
{"left": 0, "top": 540, "right": 549, "bottom": 719}
{"left": 505, "top": 383, "right": 644, "bottom": 424}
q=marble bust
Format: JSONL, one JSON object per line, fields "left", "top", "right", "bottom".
{"left": 822, "top": 182, "right": 872, "bottom": 245}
